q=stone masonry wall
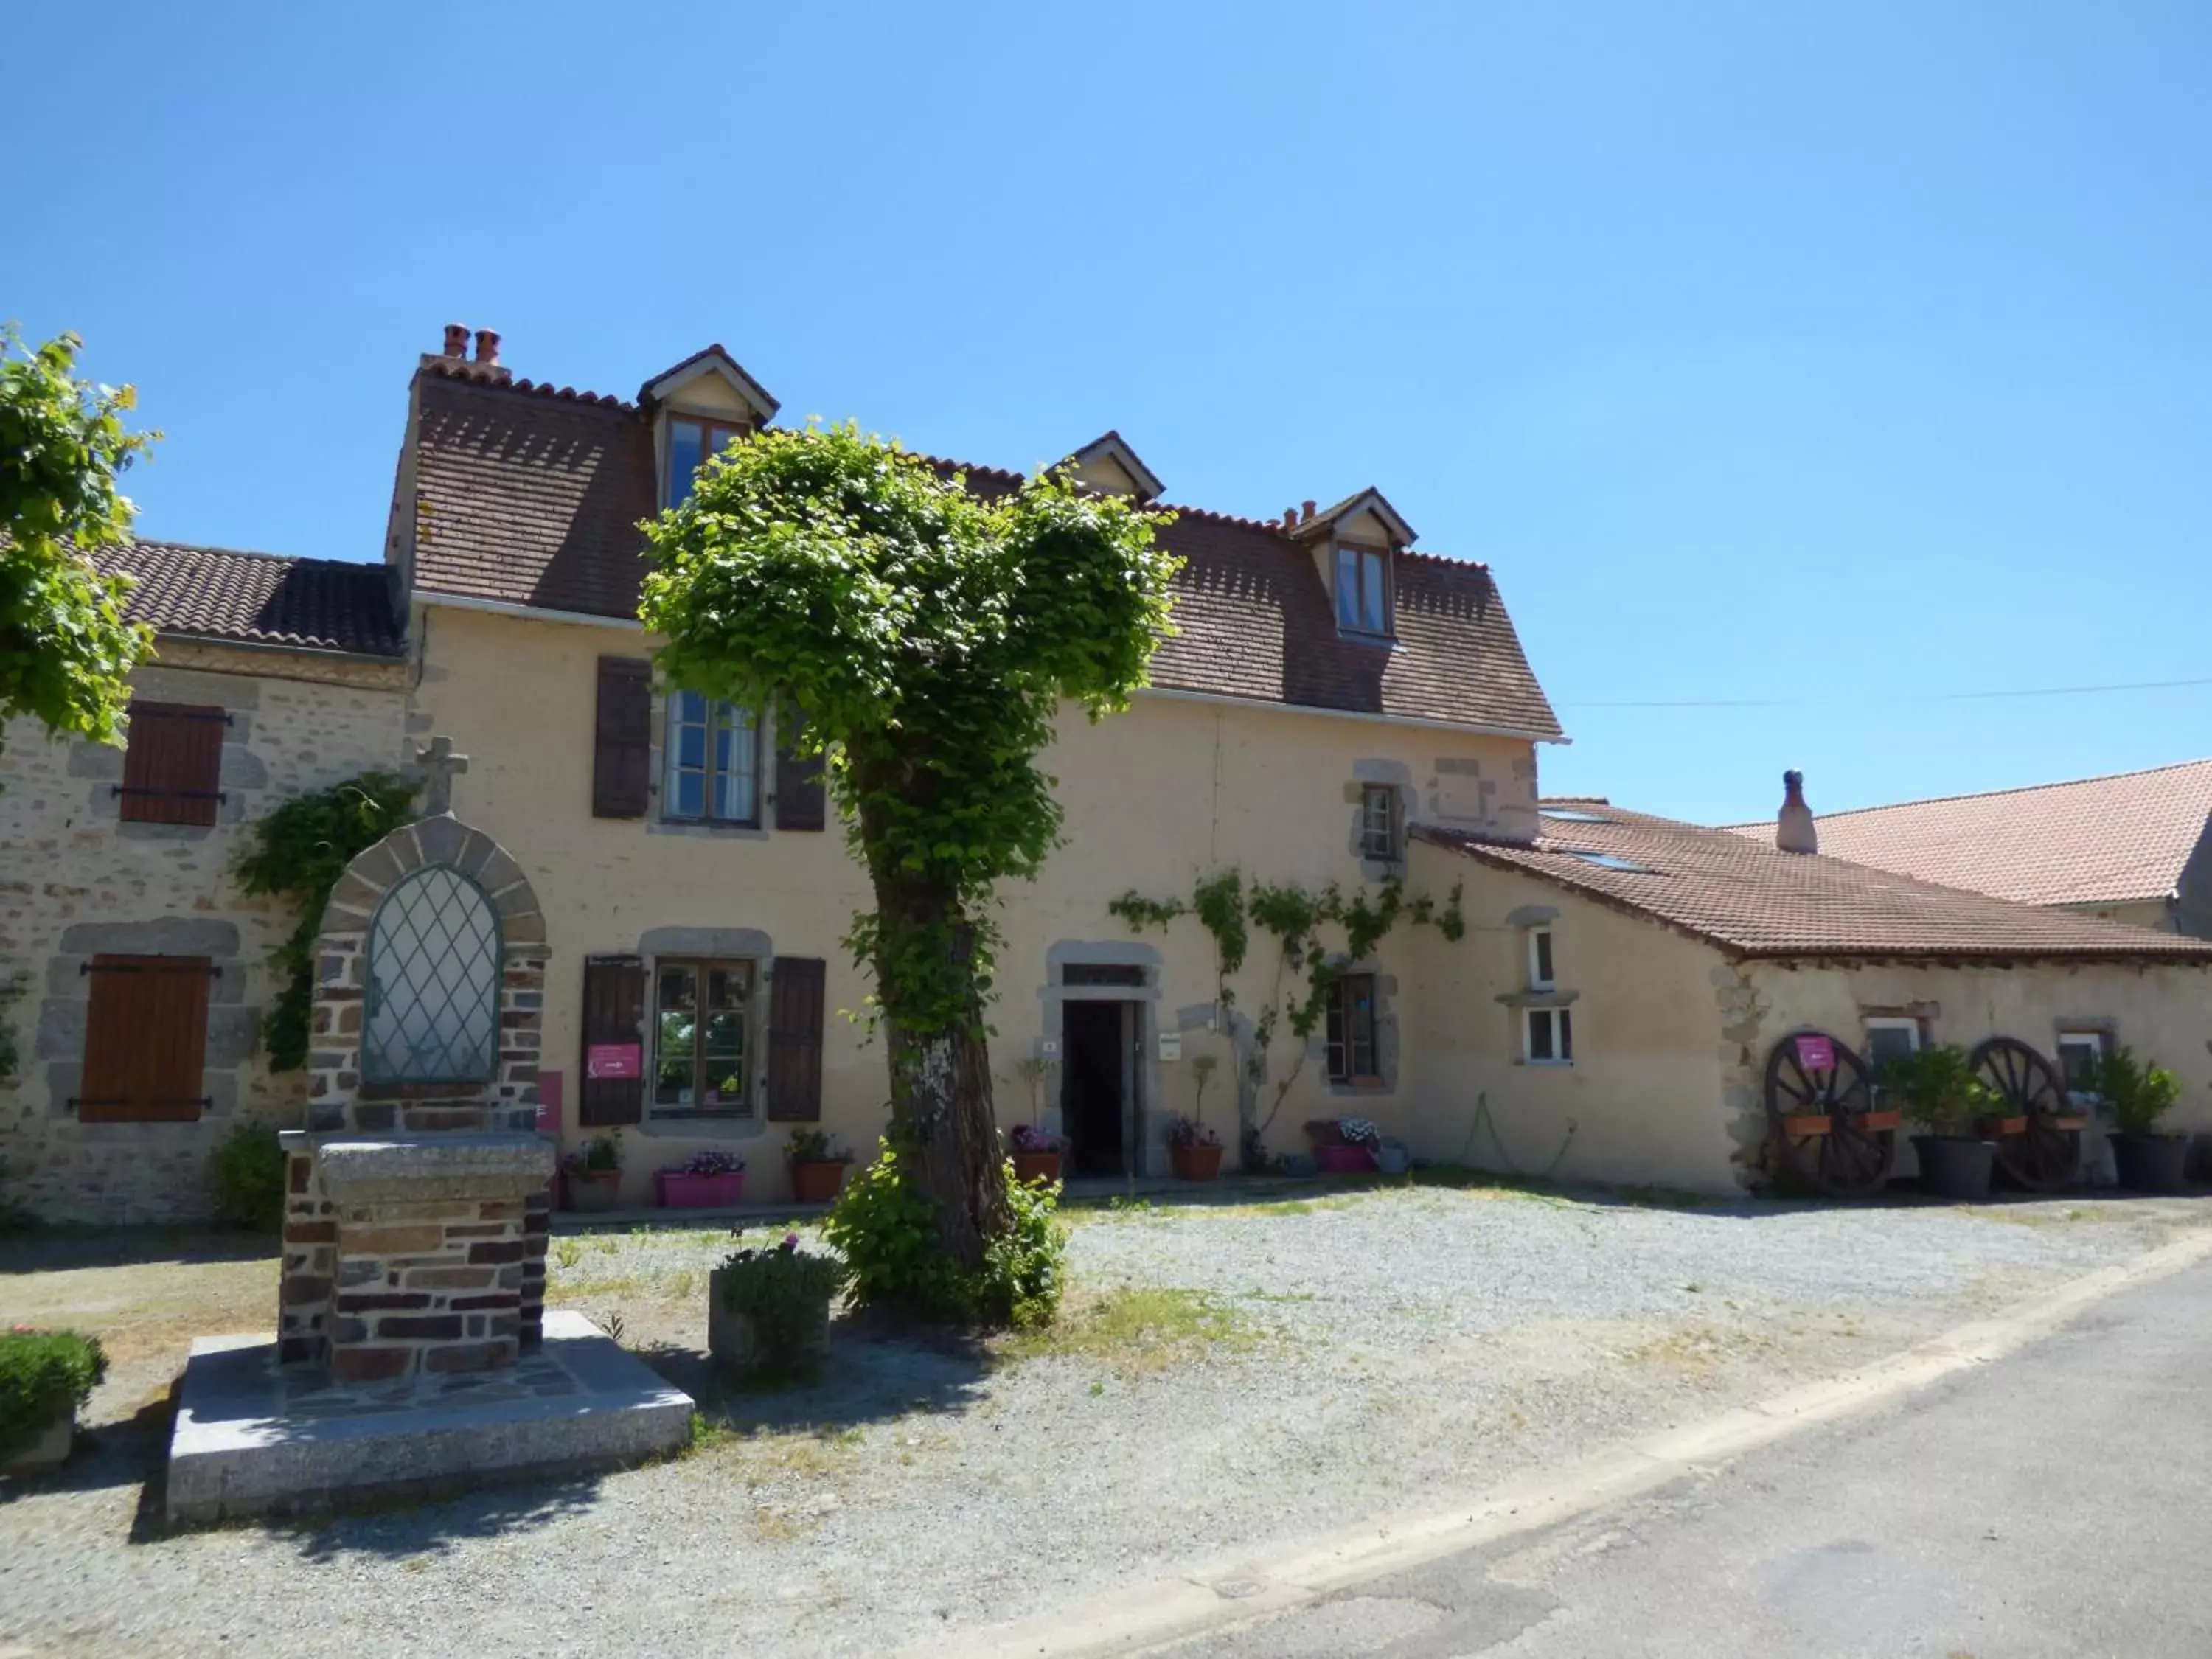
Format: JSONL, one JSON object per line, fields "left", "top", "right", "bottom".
{"left": 0, "top": 647, "right": 411, "bottom": 1224}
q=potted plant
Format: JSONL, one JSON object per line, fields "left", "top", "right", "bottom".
{"left": 2097, "top": 1048, "right": 2188, "bottom": 1193}
{"left": 1166, "top": 1115, "right": 1223, "bottom": 1181}
{"left": 785, "top": 1129, "right": 855, "bottom": 1205}
{"left": 656, "top": 1147, "right": 748, "bottom": 1209}
{"left": 708, "top": 1231, "right": 844, "bottom": 1383}
{"left": 560, "top": 1134, "right": 624, "bottom": 1212}
{"left": 1306, "top": 1116, "right": 1380, "bottom": 1175}
{"left": 0, "top": 1326, "right": 107, "bottom": 1475}
{"left": 1008, "top": 1122, "right": 1065, "bottom": 1188}
{"left": 1884, "top": 1045, "right": 2000, "bottom": 1200}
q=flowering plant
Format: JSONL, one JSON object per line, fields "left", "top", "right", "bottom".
{"left": 667, "top": 1148, "right": 746, "bottom": 1178}
{"left": 785, "top": 1128, "right": 854, "bottom": 1164}
{"left": 1165, "top": 1114, "right": 1220, "bottom": 1150}
{"left": 1009, "top": 1123, "right": 1065, "bottom": 1154}
{"left": 718, "top": 1231, "right": 844, "bottom": 1380}
{"left": 561, "top": 1133, "right": 622, "bottom": 1175}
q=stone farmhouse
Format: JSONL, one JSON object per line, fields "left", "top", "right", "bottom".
{"left": 1726, "top": 760, "right": 2212, "bottom": 938}
{"left": 5, "top": 326, "right": 2211, "bottom": 1222}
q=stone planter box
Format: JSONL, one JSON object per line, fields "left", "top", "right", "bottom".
{"left": 1, "top": 1408, "right": 74, "bottom": 1475}
{"left": 657, "top": 1170, "right": 747, "bottom": 1209}
{"left": 564, "top": 1169, "right": 622, "bottom": 1212}
{"left": 707, "top": 1266, "right": 831, "bottom": 1382}
{"left": 789, "top": 1160, "right": 848, "bottom": 1205}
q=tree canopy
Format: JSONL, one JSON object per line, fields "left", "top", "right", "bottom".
{"left": 0, "top": 327, "right": 156, "bottom": 753}
{"left": 641, "top": 421, "right": 1179, "bottom": 1287}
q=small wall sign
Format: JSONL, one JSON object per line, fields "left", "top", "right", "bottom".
{"left": 1157, "top": 1030, "right": 1183, "bottom": 1062}
{"left": 1794, "top": 1034, "right": 1835, "bottom": 1072}
{"left": 586, "top": 1043, "right": 642, "bottom": 1080}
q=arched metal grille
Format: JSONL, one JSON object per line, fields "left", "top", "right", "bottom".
{"left": 363, "top": 866, "right": 501, "bottom": 1083}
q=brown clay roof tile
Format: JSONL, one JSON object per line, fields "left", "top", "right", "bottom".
{"left": 95, "top": 540, "right": 403, "bottom": 658}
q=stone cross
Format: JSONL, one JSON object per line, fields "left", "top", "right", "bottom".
{"left": 415, "top": 735, "right": 470, "bottom": 817}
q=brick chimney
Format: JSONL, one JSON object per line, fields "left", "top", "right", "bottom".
{"left": 419, "top": 322, "right": 512, "bottom": 385}
{"left": 1775, "top": 769, "right": 1819, "bottom": 855}
{"left": 1301, "top": 499, "right": 1317, "bottom": 524}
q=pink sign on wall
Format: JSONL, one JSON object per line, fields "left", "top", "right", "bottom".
{"left": 586, "top": 1043, "right": 642, "bottom": 1081}
{"left": 1794, "top": 1034, "right": 1836, "bottom": 1072}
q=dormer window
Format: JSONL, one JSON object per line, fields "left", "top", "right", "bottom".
{"left": 1335, "top": 543, "right": 1391, "bottom": 635}
{"left": 666, "top": 416, "right": 749, "bottom": 509}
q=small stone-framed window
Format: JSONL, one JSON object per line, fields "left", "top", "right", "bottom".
{"left": 651, "top": 959, "right": 754, "bottom": 1118}
{"left": 663, "top": 692, "right": 761, "bottom": 826}
{"left": 1523, "top": 1006, "right": 1573, "bottom": 1065}
{"left": 2056, "top": 1028, "right": 2112, "bottom": 1102}
{"left": 1326, "top": 973, "right": 1381, "bottom": 1083}
{"left": 1526, "top": 925, "right": 1555, "bottom": 990}
{"left": 1359, "top": 785, "right": 1400, "bottom": 860}
{"left": 118, "top": 701, "right": 228, "bottom": 827}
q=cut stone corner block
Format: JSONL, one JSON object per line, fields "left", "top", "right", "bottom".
{"left": 164, "top": 1312, "right": 693, "bottom": 1528}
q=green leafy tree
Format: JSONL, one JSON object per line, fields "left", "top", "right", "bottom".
{"left": 0, "top": 327, "right": 158, "bottom": 753}
{"left": 641, "top": 422, "right": 1178, "bottom": 1281}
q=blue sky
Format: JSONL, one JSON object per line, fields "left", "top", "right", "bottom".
{"left": 8, "top": 1, "right": 2208, "bottom": 826}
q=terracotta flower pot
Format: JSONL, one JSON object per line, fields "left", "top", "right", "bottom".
{"left": 564, "top": 1169, "right": 622, "bottom": 1212}
{"left": 1010, "top": 1150, "right": 1063, "bottom": 1187}
{"left": 1170, "top": 1141, "right": 1223, "bottom": 1181}
{"left": 790, "top": 1159, "right": 848, "bottom": 1205}
{"left": 1975, "top": 1115, "right": 2029, "bottom": 1138}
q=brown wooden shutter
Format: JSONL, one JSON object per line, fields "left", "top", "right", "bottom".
{"left": 773, "top": 709, "right": 826, "bottom": 832}
{"left": 766, "top": 956, "right": 827, "bottom": 1121}
{"left": 578, "top": 955, "right": 647, "bottom": 1126}
{"left": 119, "top": 703, "right": 226, "bottom": 827}
{"left": 78, "top": 954, "right": 213, "bottom": 1121}
{"left": 592, "top": 657, "right": 653, "bottom": 818}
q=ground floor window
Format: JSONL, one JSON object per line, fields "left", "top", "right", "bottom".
{"left": 1863, "top": 1015, "right": 1921, "bottom": 1076}
{"left": 651, "top": 959, "right": 753, "bottom": 1116}
{"left": 77, "top": 954, "right": 214, "bottom": 1121}
{"left": 1523, "top": 1005, "right": 1573, "bottom": 1065}
{"left": 2056, "top": 1029, "right": 2111, "bottom": 1101}
{"left": 1326, "top": 973, "right": 1380, "bottom": 1082}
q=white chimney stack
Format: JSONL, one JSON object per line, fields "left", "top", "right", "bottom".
{"left": 1775, "top": 769, "right": 1818, "bottom": 855}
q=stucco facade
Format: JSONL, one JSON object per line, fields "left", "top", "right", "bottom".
{"left": 0, "top": 645, "right": 411, "bottom": 1223}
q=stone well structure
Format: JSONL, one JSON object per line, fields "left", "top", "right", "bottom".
{"left": 276, "top": 800, "right": 554, "bottom": 1381}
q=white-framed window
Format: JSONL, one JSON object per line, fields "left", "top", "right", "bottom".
{"left": 1326, "top": 973, "right": 1381, "bottom": 1083}
{"left": 1334, "top": 542, "right": 1391, "bottom": 635}
{"left": 665, "top": 415, "right": 748, "bottom": 509}
{"left": 664, "top": 691, "right": 759, "bottom": 825}
{"left": 651, "top": 958, "right": 754, "bottom": 1116}
{"left": 1863, "top": 1016, "right": 1921, "bottom": 1088}
{"left": 1526, "top": 926, "right": 1555, "bottom": 991}
{"left": 1359, "top": 785, "right": 1399, "bottom": 860}
{"left": 2056, "top": 1029, "right": 2110, "bottom": 1102}
{"left": 1523, "top": 1005, "right": 1572, "bottom": 1065}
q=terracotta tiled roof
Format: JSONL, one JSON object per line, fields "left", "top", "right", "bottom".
{"left": 1721, "top": 762, "right": 2212, "bottom": 908}
{"left": 403, "top": 365, "right": 1564, "bottom": 739}
{"left": 1416, "top": 805, "right": 2212, "bottom": 963}
{"left": 95, "top": 540, "right": 404, "bottom": 658}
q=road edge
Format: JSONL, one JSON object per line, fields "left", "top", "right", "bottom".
{"left": 919, "top": 1225, "right": 2212, "bottom": 1659}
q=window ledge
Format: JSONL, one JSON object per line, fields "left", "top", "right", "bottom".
{"left": 648, "top": 819, "right": 768, "bottom": 841}
{"left": 1327, "top": 1076, "right": 1391, "bottom": 1093}
{"left": 1496, "top": 988, "right": 1579, "bottom": 1009}
{"left": 1518, "top": 1058, "right": 1575, "bottom": 1069}
{"left": 639, "top": 1113, "right": 766, "bottom": 1141}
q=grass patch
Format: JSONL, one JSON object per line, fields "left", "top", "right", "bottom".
{"left": 1003, "top": 1286, "right": 1254, "bottom": 1376}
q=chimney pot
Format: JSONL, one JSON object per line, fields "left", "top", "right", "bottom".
{"left": 1301, "top": 499, "right": 1318, "bottom": 523}
{"left": 1775, "top": 768, "right": 1819, "bottom": 855}
{"left": 1282, "top": 508, "right": 1297, "bottom": 529}
{"left": 473, "top": 329, "right": 501, "bottom": 367}
{"left": 442, "top": 324, "right": 469, "bottom": 358}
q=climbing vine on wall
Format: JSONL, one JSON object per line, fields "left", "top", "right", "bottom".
{"left": 234, "top": 772, "right": 419, "bottom": 1072}
{"left": 1109, "top": 871, "right": 1464, "bottom": 1167}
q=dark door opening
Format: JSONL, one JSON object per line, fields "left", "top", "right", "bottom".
{"left": 1062, "top": 1000, "right": 1130, "bottom": 1177}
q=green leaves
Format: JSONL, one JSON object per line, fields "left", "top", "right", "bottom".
{"left": 641, "top": 422, "right": 1179, "bottom": 1037}
{"left": 0, "top": 327, "right": 159, "bottom": 754}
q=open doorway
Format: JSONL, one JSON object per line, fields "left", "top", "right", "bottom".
{"left": 1062, "top": 999, "right": 1139, "bottom": 1177}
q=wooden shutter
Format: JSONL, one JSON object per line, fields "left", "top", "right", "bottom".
{"left": 578, "top": 955, "right": 647, "bottom": 1126}
{"left": 592, "top": 657, "right": 653, "bottom": 818}
{"left": 773, "top": 709, "right": 827, "bottom": 832}
{"left": 766, "top": 956, "right": 827, "bottom": 1121}
{"left": 119, "top": 703, "right": 226, "bottom": 827}
{"left": 78, "top": 955, "right": 213, "bottom": 1121}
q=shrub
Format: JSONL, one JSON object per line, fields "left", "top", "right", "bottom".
{"left": 0, "top": 1329, "right": 107, "bottom": 1461}
{"left": 2096, "top": 1048, "right": 2183, "bottom": 1135}
{"left": 824, "top": 1141, "right": 1067, "bottom": 1328}
{"left": 717, "top": 1233, "right": 844, "bottom": 1380}
{"left": 1879, "top": 1044, "right": 1999, "bottom": 1135}
{"left": 209, "top": 1122, "right": 287, "bottom": 1232}
{"left": 786, "top": 1127, "right": 854, "bottom": 1164}
{"left": 562, "top": 1134, "right": 622, "bottom": 1175}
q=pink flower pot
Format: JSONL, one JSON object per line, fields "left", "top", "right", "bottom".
{"left": 655, "top": 1170, "right": 747, "bottom": 1208}
{"left": 1314, "top": 1144, "right": 1377, "bottom": 1175}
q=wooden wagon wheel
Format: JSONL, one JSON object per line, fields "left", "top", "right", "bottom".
{"left": 1764, "top": 1030, "right": 1896, "bottom": 1197}
{"left": 1970, "top": 1036, "right": 2081, "bottom": 1192}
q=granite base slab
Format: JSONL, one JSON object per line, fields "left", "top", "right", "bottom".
{"left": 165, "top": 1309, "right": 692, "bottom": 1526}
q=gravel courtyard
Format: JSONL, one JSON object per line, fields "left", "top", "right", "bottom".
{"left": 4, "top": 1178, "right": 2206, "bottom": 1659}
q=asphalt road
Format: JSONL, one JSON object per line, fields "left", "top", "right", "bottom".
{"left": 1172, "top": 1254, "right": 2212, "bottom": 1658}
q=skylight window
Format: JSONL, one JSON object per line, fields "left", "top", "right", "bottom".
{"left": 1544, "top": 809, "right": 1611, "bottom": 824}
{"left": 1559, "top": 849, "right": 1656, "bottom": 874}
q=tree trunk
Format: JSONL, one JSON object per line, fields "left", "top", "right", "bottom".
{"left": 885, "top": 1014, "right": 1006, "bottom": 1272}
